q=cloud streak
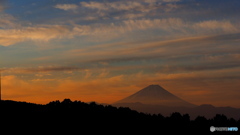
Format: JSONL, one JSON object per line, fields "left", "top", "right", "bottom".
{"left": 67, "top": 33, "right": 240, "bottom": 62}
{"left": 79, "top": 0, "right": 181, "bottom": 13}
{"left": 80, "top": 1, "right": 145, "bottom": 11}
{"left": 193, "top": 20, "right": 239, "bottom": 33}
{"left": 1, "top": 66, "right": 81, "bottom": 74}
{"left": 0, "top": 25, "right": 70, "bottom": 46}
{"left": 54, "top": 4, "right": 78, "bottom": 11}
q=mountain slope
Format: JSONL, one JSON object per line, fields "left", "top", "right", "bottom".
{"left": 115, "top": 85, "right": 196, "bottom": 107}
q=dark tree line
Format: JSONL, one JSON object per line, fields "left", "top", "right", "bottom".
{"left": 1, "top": 99, "right": 239, "bottom": 134}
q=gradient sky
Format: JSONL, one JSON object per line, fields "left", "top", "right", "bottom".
{"left": 0, "top": 0, "right": 240, "bottom": 107}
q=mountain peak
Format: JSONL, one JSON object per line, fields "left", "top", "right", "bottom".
{"left": 132, "top": 84, "right": 176, "bottom": 99}
{"left": 147, "top": 84, "right": 164, "bottom": 89}
{"left": 115, "top": 84, "right": 196, "bottom": 107}
{"left": 148, "top": 84, "right": 164, "bottom": 87}
{"left": 149, "top": 84, "right": 161, "bottom": 87}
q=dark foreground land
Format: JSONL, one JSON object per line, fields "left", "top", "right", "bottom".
{"left": 1, "top": 99, "right": 239, "bottom": 134}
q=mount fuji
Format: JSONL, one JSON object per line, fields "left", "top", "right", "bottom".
{"left": 115, "top": 85, "right": 196, "bottom": 107}
{"left": 113, "top": 85, "right": 240, "bottom": 119}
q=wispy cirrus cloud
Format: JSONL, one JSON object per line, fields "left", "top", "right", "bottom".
{"left": 0, "top": 18, "right": 185, "bottom": 46}
{"left": 1, "top": 0, "right": 239, "bottom": 46}
{"left": 54, "top": 4, "right": 78, "bottom": 11}
{"left": 80, "top": 1, "right": 144, "bottom": 11}
{"left": 122, "top": 18, "right": 185, "bottom": 31}
{"left": 79, "top": 0, "right": 179, "bottom": 14}
{"left": 72, "top": 18, "right": 185, "bottom": 37}
{"left": 193, "top": 20, "right": 239, "bottom": 33}
{"left": 0, "top": 17, "right": 239, "bottom": 46}
{"left": 0, "top": 25, "right": 70, "bottom": 46}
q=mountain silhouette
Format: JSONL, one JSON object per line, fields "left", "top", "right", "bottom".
{"left": 115, "top": 84, "right": 196, "bottom": 107}
{"left": 113, "top": 85, "right": 240, "bottom": 120}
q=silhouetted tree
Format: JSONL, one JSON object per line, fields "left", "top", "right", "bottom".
{"left": 211, "top": 114, "right": 228, "bottom": 127}
{"left": 183, "top": 113, "right": 190, "bottom": 123}
{"left": 170, "top": 112, "right": 182, "bottom": 119}
{"left": 1, "top": 99, "right": 239, "bottom": 134}
{"left": 195, "top": 115, "right": 207, "bottom": 122}
{"left": 61, "top": 98, "right": 72, "bottom": 104}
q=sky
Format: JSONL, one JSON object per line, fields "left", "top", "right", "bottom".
{"left": 0, "top": 0, "right": 240, "bottom": 107}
